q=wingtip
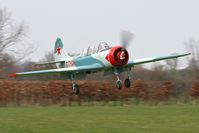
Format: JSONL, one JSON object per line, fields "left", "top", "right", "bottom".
{"left": 8, "top": 73, "right": 17, "bottom": 78}
{"left": 184, "top": 53, "right": 191, "bottom": 56}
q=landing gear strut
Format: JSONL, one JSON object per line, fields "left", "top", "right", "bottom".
{"left": 70, "top": 74, "right": 80, "bottom": 95}
{"left": 114, "top": 69, "right": 123, "bottom": 90}
{"left": 72, "top": 84, "right": 80, "bottom": 95}
{"left": 116, "top": 80, "right": 122, "bottom": 90}
{"left": 124, "top": 68, "right": 131, "bottom": 88}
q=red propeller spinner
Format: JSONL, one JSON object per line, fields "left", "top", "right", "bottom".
{"left": 106, "top": 46, "right": 129, "bottom": 67}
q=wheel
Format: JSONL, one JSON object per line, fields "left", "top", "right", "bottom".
{"left": 116, "top": 80, "right": 122, "bottom": 90}
{"left": 124, "top": 78, "right": 131, "bottom": 88}
{"left": 72, "top": 84, "right": 80, "bottom": 95}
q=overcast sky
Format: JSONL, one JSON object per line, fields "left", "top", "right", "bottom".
{"left": 0, "top": 0, "right": 199, "bottom": 67}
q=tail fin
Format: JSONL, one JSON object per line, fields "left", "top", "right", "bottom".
{"left": 54, "top": 38, "right": 70, "bottom": 61}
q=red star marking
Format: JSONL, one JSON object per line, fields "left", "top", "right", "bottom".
{"left": 57, "top": 47, "right": 61, "bottom": 55}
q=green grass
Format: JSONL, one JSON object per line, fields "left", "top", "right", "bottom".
{"left": 0, "top": 105, "right": 199, "bottom": 133}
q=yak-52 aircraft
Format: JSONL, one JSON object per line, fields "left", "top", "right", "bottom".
{"left": 10, "top": 31, "right": 190, "bottom": 95}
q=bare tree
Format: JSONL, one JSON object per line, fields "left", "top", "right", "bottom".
{"left": 165, "top": 53, "right": 178, "bottom": 80}
{"left": 165, "top": 55, "right": 178, "bottom": 70}
{"left": 0, "top": 9, "right": 34, "bottom": 66}
{"left": 0, "top": 53, "right": 16, "bottom": 78}
{"left": 185, "top": 39, "right": 199, "bottom": 79}
{"left": 150, "top": 63, "right": 166, "bottom": 80}
{"left": 37, "top": 51, "right": 56, "bottom": 69}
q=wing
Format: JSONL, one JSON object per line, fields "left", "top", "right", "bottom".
{"left": 34, "top": 60, "right": 65, "bottom": 66}
{"left": 9, "top": 63, "right": 104, "bottom": 77}
{"left": 125, "top": 53, "right": 190, "bottom": 67}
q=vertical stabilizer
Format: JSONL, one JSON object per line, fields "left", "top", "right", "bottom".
{"left": 54, "top": 38, "right": 70, "bottom": 61}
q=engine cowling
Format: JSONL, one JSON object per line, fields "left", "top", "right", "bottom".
{"left": 106, "top": 46, "right": 129, "bottom": 67}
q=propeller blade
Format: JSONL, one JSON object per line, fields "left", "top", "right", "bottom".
{"left": 120, "top": 30, "right": 134, "bottom": 48}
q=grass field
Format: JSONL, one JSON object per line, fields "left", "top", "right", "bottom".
{"left": 0, "top": 105, "right": 199, "bottom": 133}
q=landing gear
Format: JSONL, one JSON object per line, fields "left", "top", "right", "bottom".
{"left": 114, "top": 68, "right": 132, "bottom": 90}
{"left": 116, "top": 80, "right": 122, "bottom": 90}
{"left": 70, "top": 74, "right": 80, "bottom": 95}
{"left": 72, "top": 84, "right": 80, "bottom": 95}
{"left": 124, "top": 68, "right": 132, "bottom": 88}
{"left": 124, "top": 78, "right": 131, "bottom": 88}
{"left": 114, "top": 69, "right": 123, "bottom": 90}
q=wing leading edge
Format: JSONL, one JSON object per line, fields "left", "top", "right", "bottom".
{"left": 10, "top": 53, "right": 190, "bottom": 77}
{"left": 10, "top": 63, "right": 104, "bottom": 77}
{"left": 126, "top": 53, "right": 190, "bottom": 67}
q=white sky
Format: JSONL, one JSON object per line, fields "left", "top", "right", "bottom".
{"left": 0, "top": 0, "right": 199, "bottom": 67}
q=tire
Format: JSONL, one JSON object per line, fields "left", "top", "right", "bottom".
{"left": 124, "top": 78, "right": 131, "bottom": 88}
{"left": 72, "top": 84, "right": 80, "bottom": 95}
{"left": 116, "top": 80, "right": 122, "bottom": 90}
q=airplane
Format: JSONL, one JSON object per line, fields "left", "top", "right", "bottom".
{"left": 9, "top": 31, "right": 190, "bottom": 95}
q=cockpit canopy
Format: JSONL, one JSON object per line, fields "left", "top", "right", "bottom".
{"left": 81, "top": 42, "right": 111, "bottom": 56}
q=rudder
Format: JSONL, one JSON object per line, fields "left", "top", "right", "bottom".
{"left": 54, "top": 38, "right": 70, "bottom": 61}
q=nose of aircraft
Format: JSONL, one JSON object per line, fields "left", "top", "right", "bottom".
{"left": 117, "top": 51, "right": 126, "bottom": 60}
{"left": 105, "top": 45, "right": 129, "bottom": 67}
